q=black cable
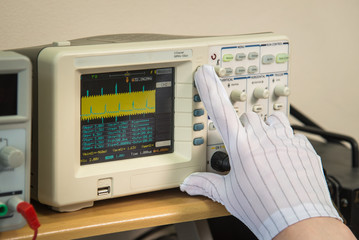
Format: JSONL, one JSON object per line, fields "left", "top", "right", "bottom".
{"left": 290, "top": 105, "right": 324, "bottom": 129}
{"left": 289, "top": 105, "right": 358, "bottom": 168}
{"left": 290, "top": 105, "right": 342, "bottom": 144}
{"left": 134, "top": 225, "right": 173, "bottom": 240}
{"left": 291, "top": 125, "right": 358, "bottom": 168}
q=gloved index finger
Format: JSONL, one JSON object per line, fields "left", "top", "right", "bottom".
{"left": 194, "top": 65, "right": 245, "bottom": 144}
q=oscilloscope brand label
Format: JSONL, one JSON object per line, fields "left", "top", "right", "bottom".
{"left": 173, "top": 50, "right": 192, "bottom": 59}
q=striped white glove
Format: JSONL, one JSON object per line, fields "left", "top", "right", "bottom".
{"left": 180, "top": 65, "right": 341, "bottom": 240}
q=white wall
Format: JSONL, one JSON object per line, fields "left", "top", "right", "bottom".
{"left": 1, "top": 0, "right": 359, "bottom": 142}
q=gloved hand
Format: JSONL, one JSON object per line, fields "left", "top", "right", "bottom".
{"left": 180, "top": 65, "right": 342, "bottom": 240}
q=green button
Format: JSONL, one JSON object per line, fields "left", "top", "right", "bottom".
{"left": 222, "top": 54, "right": 234, "bottom": 62}
{"left": 276, "top": 53, "right": 289, "bottom": 63}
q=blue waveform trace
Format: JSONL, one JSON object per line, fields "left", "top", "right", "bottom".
{"left": 86, "top": 81, "right": 148, "bottom": 99}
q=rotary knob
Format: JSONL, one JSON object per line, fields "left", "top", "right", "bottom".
{"left": 253, "top": 87, "right": 269, "bottom": 99}
{"left": 230, "top": 90, "right": 247, "bottom": 102}
{"left": 274, "top": 85, "right": 290, "bottom": 97}
{"left": 211, "top": 151, "right": 230, "bottom": 172}
{"left": 0, "top": 146, "right": 25, "bottom": 168}
{"left": 214, "top": 66, "right": 227, "bottom": 77}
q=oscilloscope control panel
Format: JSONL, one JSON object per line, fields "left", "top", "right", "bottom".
{"left": 206, "top": 40, "right": 289, "bottom": 173}
{"left": 14, "top": 33, "right": 289, "bottom": 211}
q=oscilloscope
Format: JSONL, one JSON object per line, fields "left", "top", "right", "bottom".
{"left": 15, "top": 33, "right": 290, "bottom": 211}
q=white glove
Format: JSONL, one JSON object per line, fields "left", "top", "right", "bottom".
{"left": 180, "top": 65, "right": 341, "bottom": 240}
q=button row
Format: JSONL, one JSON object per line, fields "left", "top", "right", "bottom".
{"left": 218, "top": 65, "right": 259, "bottom": 76}
{"left": 223, "top": 52, "right": 259, "bottom": 62}
{"left": 262, "top": 53, "right": 289, "bottom": 64}
{"left": 207, "top": 102, "right": 286, "bottom": 126}
{"left": 193, "top": 95, "right": 205, "bottom": 146}
{"left": 222, "top": 53, "right": 288, "bottom": 64}
{"left": 252, "top": 103, "right": 286, "bottom": 113}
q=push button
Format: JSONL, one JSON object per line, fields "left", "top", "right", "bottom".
{"left": 193, "top": 109, "right": 204, "bottom": 117}
{"left": 248, "top": 52, "right": 259, "bottom": 60}
{"left": 276, "top": 53, "right": 289, "bottom": 63}
{"left": 235, "top": 67, "right": 246, "bottom": 75}
{"left": 193, "top": 94, "right": 201, "bottom": 102}
{"left": 252, "top": 104, "right": 263, "bottom": 113}
{"left": 247, "top": 65, "right": 258, "bottom": 74}
{"left": 273, "top": 103, "right": 284, "bottom": 110}
{"left": 193, "top": 123, "right": 204, "bottom": 131}
{"left": 235, "top": 53, "right": 246, "bottom": 61}
{"left": 223, "top": 54, "right": 234, "bottom": 62}
{"left": 193, "top": 137, "right": 204, "bottom": 146}
{"left": 225, "top": 68, "right": 233, "bottom": 76}
{"left": 262, "top": 54, "right": 275, "bottom": 64}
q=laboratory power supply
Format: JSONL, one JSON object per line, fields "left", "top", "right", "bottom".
{"left": 0, "top": 51, "right": 32, "bottom": 231}
{"left": 14, "top": 33, "right": 290, "bottom": 211}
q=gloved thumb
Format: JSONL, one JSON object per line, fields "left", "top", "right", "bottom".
{"left": 180, "top": 172, "right": 225, "bottom": 204}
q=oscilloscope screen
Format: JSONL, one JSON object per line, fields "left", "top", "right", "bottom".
{"left": 80, "top": 67, "right": 174, "bottom": 165}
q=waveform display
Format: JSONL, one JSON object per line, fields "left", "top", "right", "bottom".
{"left": 81, "top": 89, "right": 155, "bottom": 121}
{"left": 80, "top": 67, "right": 174, "bottom": 165}
{"left": 81, "top": 69, "right": 157, "bottom": 122}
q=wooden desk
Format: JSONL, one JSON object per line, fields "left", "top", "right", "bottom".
{"left": 1, "top": 188, "right": 229, "bottom": 240}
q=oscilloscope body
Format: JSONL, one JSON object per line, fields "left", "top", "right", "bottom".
{"left": 15, "top": 33, "right": 289, "bottom": 211}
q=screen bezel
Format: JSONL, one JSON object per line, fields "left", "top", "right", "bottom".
{"left": 74, "top": 61, "right": 194, "bottom": 176}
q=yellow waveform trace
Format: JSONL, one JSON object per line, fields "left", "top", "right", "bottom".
{"left": 81, "top": 90, "right": 155, "bottom": 120}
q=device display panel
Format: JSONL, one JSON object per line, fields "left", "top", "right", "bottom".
{"left": 0, "top": 74, "right": 18, "bottom": 116}
{"left": 80, "top": 67, "right": 174, "bottom": 165}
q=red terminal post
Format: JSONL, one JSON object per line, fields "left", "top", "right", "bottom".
{"left": 7, "top": 197, "right": 40, "bottom": 240}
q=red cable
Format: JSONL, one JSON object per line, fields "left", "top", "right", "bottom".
{"left": 16, "top": 201, "right": 40, "bottom": 240}
{"left": 32, "top": 228, "right": 38, "bottom": 240}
